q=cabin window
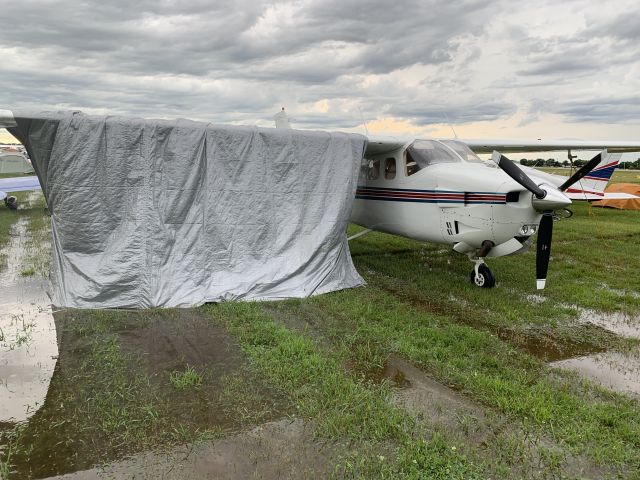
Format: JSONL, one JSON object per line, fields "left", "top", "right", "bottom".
{"left": 384, "top": 157, "right": 396, "bottom": 179}
{"left": 366, "top": 158, "right": 380, "bottom": 180}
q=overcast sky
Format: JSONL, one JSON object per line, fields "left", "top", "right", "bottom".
{"left": 1, "top": 0, "right": 639, "bottom": 152}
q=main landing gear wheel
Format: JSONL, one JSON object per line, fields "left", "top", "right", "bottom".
{"left": 4, "top": 196, "right": 17, "bottom": 210}
{"left": 470, "top": 264, "right": 495, "bottom": 288}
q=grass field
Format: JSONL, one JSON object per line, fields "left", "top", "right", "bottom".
{"left": 1, "top": 173, "right": 639, "bottom": 478}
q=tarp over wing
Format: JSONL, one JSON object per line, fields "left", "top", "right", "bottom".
{"left": 8, "top": 111, "right": 366, "bottom": 308}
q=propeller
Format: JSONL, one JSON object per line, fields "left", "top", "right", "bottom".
{"left": 491, "top": 151, "right": 546, "bottom": 199}
{"left": 491, "top": 150, "right": 607, "bottom": 289}
{"left": 491, "top": 151, "right": 569, "bottom": 290}
{"left": 558, "top": 152, "right": 602, "bottom": 191}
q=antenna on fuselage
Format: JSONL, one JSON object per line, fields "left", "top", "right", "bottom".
{"left": 358, "top": 107, "right": 369, "bottom": 136}
{"left": 442, "top": 112, "right": 458, "bottom": 139}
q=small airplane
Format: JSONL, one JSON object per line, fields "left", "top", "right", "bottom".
{"left": 271, "top": 109, "right": 640, "bottom": 290}
{"left": 350, "top": 137, "right": 640, "bottom": 290}
{"left": 0, "top": 175, "right": 41, "bottom": 209}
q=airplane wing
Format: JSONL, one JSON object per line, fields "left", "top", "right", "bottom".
{"left": 461, "top": 139, "right": 640, "bottom": 154}
{"left": 364, "top": 137, "right": 640, "bottom": 156}
{"left": 0, "top": 175, "right": 40, "bottom": 194}
{"left": 365, "top": 136, "right": 409, "bottom": 156}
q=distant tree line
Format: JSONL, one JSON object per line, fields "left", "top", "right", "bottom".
{"left": 520, "top": 158, "right": 640, "bottom": 169}
{"left": 618, "top": 159, "right": 640, "bottom": 169}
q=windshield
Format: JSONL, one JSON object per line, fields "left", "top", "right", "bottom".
{"left": 407, "top": 140, "right": 460, "bottom": 170}
{"left": 440, "top": 140, "right": 496, "bottom": 167}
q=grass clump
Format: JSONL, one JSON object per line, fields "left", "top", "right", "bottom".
{"left": 19, "top": 267, "right": 36, "bottom": 276}
{"left": 169, "top": 365, "right": 202, "bottom": 390}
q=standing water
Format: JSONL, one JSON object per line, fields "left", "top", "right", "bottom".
{"left": 0, "top": 196, "right": 57, "bottom": 424}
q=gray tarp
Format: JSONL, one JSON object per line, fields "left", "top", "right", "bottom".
{"left": 8, "top": 111, "right": 366, "bottom": 308}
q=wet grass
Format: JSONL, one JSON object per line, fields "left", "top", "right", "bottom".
{"left": 1, "top": 190, "right": 640, "bottom": 478}
{"left": 216, "top": 289, "right": 639, "bottom": 477}
{"left": 205, "top": 302, "right": 486, "bottom": 479}
{"left": 0, "top": 191, "right": 48, "bottom": 276}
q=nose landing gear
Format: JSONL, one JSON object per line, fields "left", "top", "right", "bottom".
{"left": 468, "top": 240, "right": 496, "bottom": 288}
{"left": 470, "top": 261, "right": 495, "bottom": 288}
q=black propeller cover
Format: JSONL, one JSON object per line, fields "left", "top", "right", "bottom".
{"left": 493, "top": 152, "right": 547, "bottom": 199}
{"left": 536, "top": 213, "right": 554, "bottom": 290}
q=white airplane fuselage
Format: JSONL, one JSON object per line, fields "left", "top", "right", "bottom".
{"left": 350, "top": 143, "right": 542, "bottom": 258}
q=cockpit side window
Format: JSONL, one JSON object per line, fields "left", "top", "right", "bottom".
{"left": 385, "top": 157, "right": 396, "bottom": 179}
{"left": 406, "top": 150, "right": 420, "bottom": 176}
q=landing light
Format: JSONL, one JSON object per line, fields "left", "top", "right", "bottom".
{"left": 519, "top": 224, "right": 538, "bottom": 236}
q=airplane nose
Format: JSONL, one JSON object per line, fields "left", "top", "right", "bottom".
{"left": 531, "top": 183, "right": 572, "bottom": 211}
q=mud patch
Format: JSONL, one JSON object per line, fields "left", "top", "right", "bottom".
{"left": 386, "top": 354, "right": 612, "bottom": 479}
{"left": 48, "top": 419, "right": 336, "bottom": 480}
{"left": 551, "top": 351, "right": 640, "bottom": 397}
{"left": 372, "top": 275, "right": 608, "bottom": 362}
{"left": 386, "top": 355, "right": 488, "bottom": 438}
{"left": 381, "top": 357, "right": 411, "bottom": 388}
{"left": 1, "top": 309, "right": 292, "bottom": 479}
{"left": 495, "top": 323, "right": 612, "bottom": 362}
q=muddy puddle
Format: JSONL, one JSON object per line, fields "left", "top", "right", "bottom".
{"left": 377, "top": 283, "right": 610, "bottom": 363}
{"left": 551, "top": 351, "right": 640, "bottom": 397}
{"left": 577, "top": 308, "right": 640, "bottom": 339}
{"left": 46, "top": 418, "right": 336, "bottom": 480}
{"left": 1, "top": 309, "right": 292, "bottom": 479}
{"left": 379, "top": 354, "right": 611, "bottom": 479}
{"left": 0, "top": 214, "right": 57, "bottom": 425}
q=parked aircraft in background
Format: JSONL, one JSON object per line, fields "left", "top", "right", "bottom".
{"left": 0, "top": 175, "right": 40, "bottom": 209}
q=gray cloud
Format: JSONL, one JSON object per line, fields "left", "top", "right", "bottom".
{"left": 551, "top": 96, "right": 640, "bottom": 123}
{"left": 1, "top": 0, "right": 639, "bottom": 130}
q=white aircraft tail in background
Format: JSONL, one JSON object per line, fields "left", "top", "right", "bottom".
{"left": 521, "top": 153, "right": 638, "bottom": 200}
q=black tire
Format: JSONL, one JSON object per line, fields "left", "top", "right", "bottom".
{"left": 469, "top": 265, "right": 496, "bottom": 288}
{"left": 5, "top": 196, "right": 18, "bottom": 210}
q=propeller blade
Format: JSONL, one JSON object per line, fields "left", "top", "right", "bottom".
{"left": 536, "top": 213, "right": 554, "bottom": 290}
{"left": 558, "top": 152, "right": 602, "bottom": 191}
{"left": 491, "top": 151, "right": 546, "bottom": 199}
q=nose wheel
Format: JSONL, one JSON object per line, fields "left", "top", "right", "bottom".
{"left": 469, "top": 258, "right": 496, "bottom": 288}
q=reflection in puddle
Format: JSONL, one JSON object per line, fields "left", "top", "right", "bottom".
{"left": 0, "top": 215, "right": 57, "bottom": 424}
{"left": 551, "top": 351, "right": 640, "bottom": 397}
{"left": 578, "top": 309, "right": 640, "bottom": 339}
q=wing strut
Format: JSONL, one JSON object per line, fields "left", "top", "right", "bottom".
{"left": 347, "top": 228, "right": 373, "bottom": 241}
